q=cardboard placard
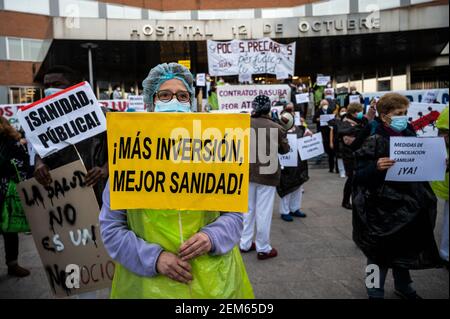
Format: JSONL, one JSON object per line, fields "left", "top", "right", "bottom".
{"left": 17, "top": 160, "right": 114, "bottom": 297}
{"left": 107, "top": 112, "right": 250, "bottom": 212}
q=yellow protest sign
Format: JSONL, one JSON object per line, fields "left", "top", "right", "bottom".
{"left": 178, "top": 60, "right": 191, "bottom": 69}
{"left": 107, "top": 112, "right": 250, "bottom": 212}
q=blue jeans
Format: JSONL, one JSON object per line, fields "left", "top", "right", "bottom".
{"left": 366, "top": 259, "right": 415, "bottom": 298}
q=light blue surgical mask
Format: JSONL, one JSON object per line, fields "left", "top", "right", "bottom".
{"left": 356, "top": 111, "right": 364, "bottom": 120}
{"left": 44, "top": 88, "right": 63, "bottom": 97}
{"left": 389, "top": 115, "right": 408, "bottom": 132}
{"left": 154, "top": 99, "right": 191, "bottom": 113}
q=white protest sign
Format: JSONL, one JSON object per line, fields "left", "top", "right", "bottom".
{"left": 216, "top": 84, "right": 291, "bottom": 112}
{"left": 320, "top": 114, "right": 335, "bottom": 126}
{"left": 127, "top": 95, "right": 145, "bottom": 112}
{"left": 276, "top": 71, "right": 289, "bottom": 80}
{"left": 196, "top": 73, "right": 206, "bottom": 86}
{"left": 279, "top": 134, "right": 298, "bottom": 167}
{"left": 386, "top": 137, "right": 447, "bottom": 182}
{"left": 294, "top": 112, "right": 301, "bottom": 126}
{"left": 362, "top": 89, "right": 449, "bottom": 107}
{"left": 298, "top": 133, "right": 325, "bottom": 160}
{"left": 238, "top": 73, "right": 252, "bottom": 83}
{"left": 17, "top": 82, "right": 107, "bottom": 158}
{"left": 207, "top": 38, "right": 296, "bottom": 76}
{"left": 316, "top": 76, "right": 331, "bottom": 86}
{"left": 407, "top": 102, "right": 447, "bottom": 137}
{"left": 295, "top": 93, "right": 309, "bottom": 104}
{"left": 422, "top": 90, "right": 438, "bottom": 104}
{"left": 349, "top": 95, "right": 361, "bottom": 104}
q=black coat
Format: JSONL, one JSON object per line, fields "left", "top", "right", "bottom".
{"left": 277, "top": 126, "right": 309, "bottom": 197}
{"left": 352, "top": 124, "right": 441, "bottom": 269}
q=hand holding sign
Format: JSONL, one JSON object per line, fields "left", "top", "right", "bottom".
{"left": 377, "top": 157, "right": 396, "bottom": 171}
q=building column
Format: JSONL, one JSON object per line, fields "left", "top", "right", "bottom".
{"left": 406, "top": 64, "right": 411, "bottom": 90}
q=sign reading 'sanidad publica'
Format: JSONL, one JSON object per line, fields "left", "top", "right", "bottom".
{"left": 207, "top": 38, "right": 296, "bottom": 76}
{"left": 17, "top": 82, "right": 107, "bottom": 158}
{"left": 107, "top": 112, "right": 250, "bottom": 212}
{"left": 216, "top": 84, "right": 291, "bottom": 112}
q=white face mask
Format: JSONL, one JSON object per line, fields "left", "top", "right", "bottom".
{"left": 351, "top": 90, "right": 357, "bottom": 95}
{"left": 340, "top": 111, "right": 347, "bottom": 117}
{"left": 44, "top": 88, "right": 63, "bottom": 97}
{"left": 154, "top": 99, "right": 191, "bottom": 113}
{"left": 322, "top": 104, "right": 329, "bottom": 110}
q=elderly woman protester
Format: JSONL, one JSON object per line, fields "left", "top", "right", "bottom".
{"left": 99, "top": 63, "right": 254, "bottom": 298}
{"left": 352, "top": 93, "right": 442, "bottom": 299}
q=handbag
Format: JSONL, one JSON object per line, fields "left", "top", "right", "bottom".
{"left": 1, "top": 160, "right": 30, "bottom": 233}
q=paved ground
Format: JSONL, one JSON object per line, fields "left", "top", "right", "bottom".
{"left": 0, "top": 168, "right": 448, "bottom": 299}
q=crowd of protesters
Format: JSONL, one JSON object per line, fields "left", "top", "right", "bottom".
{"left": 0, "top": 65, "right": 448, "bottom": 300}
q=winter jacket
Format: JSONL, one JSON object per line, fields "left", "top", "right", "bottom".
{"left": 276, "top": 126, "right": 309, "bottom": 197}
{"left": 249, "top": 114, "right": 290, "bottom": 186}
{"left": 352, "top": 124, "right": 441, "bottom": 269}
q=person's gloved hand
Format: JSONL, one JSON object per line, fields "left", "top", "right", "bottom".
{"left": 179, "top": 232, "right": 212, "bottom": 261}
{"left": 85, "top": 166, "right": 108, "bottom": 187}
{"left": 34, "top": 163, "right": 52, "bottom": 186}
{"left": 156, "top": 251, "right": 192, "bottom": 284}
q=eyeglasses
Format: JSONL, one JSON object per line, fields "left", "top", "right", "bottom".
{"left": 155, "top": 90, "right": 190, "bottom": 103}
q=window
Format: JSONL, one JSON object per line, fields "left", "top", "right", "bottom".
{"left": 377, "top": 80, "right": 391, "bottom": 91}
{"left": 3, "top": 0, "right": 50, "bottom": 16}
{"left": 7, "top": 38, "right": 22, "bottom": 60}
{"left": 23, "top": 39, "right": 42, "bottom": 61}
{"left": 9, "top": 87, "right": 43, "bottom": 104}
{"left": 6, "top": 37, "right": 44, "bottom": 61}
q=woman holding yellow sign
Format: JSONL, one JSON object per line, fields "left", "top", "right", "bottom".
{"left": 99, "top": 63, "right": 254, "bottom": 298}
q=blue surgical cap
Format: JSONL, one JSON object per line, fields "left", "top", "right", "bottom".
{"left": 142, "top": 62, "right": 195, "bottom": 111}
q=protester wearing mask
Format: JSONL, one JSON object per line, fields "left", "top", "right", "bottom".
{"left": 277, "top": 105, "right": 310, "bottom": 222}
{"left": 352, "top": 93, "right": 441, "bottom": 299}
{"left": 344, "top": 86, "right": 364, "bottom": 107}
{"left": 240, "top": 95, "right": 290, "bottom": 260}
{"left": 33, "top": 66, "right": 109, "bottom": 206}
{"left": 314, "top": 99, "right": 336, "bottom": 172}
{"left": 337, "top": 103, "right": 366, "bottom": 209}
{"left": 99, "top": 63, "right": 254, "bottom": 298}
{"left": 329, "top": 107, "right": 347, "bottom": 178}
{"left": 0, "top": 117, "right": 30, "bottom": 277}
{"left": 112, "top": 86, "right": 122, "bottom": 100}
{"left": 431, "top": 106, "right": 449, "bottom": 269}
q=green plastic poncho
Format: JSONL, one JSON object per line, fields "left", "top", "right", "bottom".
{"left": 110, "top": 209, "right": 254, "bottom": 299}
{"left": 431, "top": 106, "right": 449, "bottom": 200}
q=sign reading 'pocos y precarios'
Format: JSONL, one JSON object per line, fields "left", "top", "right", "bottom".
{"left": 207, "top": 38, "right": 295, "bottom": 76}
{"left": 17, "top": 82, "right": 107, "bottom": 158}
